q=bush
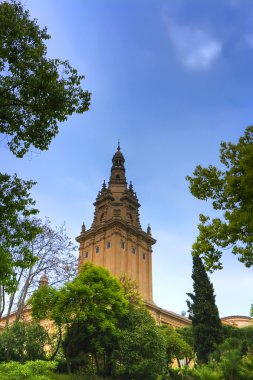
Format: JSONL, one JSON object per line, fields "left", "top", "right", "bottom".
{"left": 0, "top": 360, "right": 56, "bottom": 380}
{"left": 192, "top": 364, "right": 222, "bottom": 380}
{"left": 0, "top": 322, "right": 48, "bottom": 362}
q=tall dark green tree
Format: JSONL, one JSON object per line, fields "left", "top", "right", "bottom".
{"left": 187, "top": 256, "right": 223, "bottom": 364}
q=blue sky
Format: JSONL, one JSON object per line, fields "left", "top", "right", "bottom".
{"left": 2, "top": 0, "right": 253, "bottom": 317}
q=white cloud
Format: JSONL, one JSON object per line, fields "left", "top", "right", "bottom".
{"left": 165, "top": 20, "right": 222, "bottom": 70}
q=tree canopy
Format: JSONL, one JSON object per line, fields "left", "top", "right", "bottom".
{"left": 187, "top": 126, "right": 253, "bottom": 271}
{"left": 0, "top": 0, "right": 91, "bottom": 158}
{"left": 0, "top": 0, "right": 90, "bottom": 291}
{"left": 0, "top": 174, "right": 40, "bottom": 293}
{"left": 30, "top": 263, "right": 129, "bottom": 373}
{"left": 0, "top": 218, "right": 77, "bottom": 323}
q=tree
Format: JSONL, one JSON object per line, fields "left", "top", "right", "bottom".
{"left": 119, "top": 275, "right": 143, "bottom": 306}
{"left": 2, "top": 218, "right": 77, "bottom": 324}
{"left": 161, "top": 325, "right": 193, "bottom": 368}
{"left": 116, "top": 306, "right": 167, "bottom": 380}
{"left": 30, "top": 263, "right": 129, "bottom": 375}
{"left": 0, "top": 321, "right": 48, "bottom": 362}
{"left": 0, "top": 174, "right": 40, "bottom": 300}
{"left": 186, "top": 126, "right": 253, "bottom": 271}
{"left": 187, "top": 256, "right": 223, "bottom": 364}
{"left": 0, "top": 0, "right": 90, "bottom": 292}
{"left": 0, "top": 0, "right": 91, "bottom": 158}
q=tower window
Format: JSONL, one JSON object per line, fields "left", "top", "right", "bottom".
{"left": 132, "top": 247, "right": 136, "bottom": 254}
{"left": 116, "top": 174, "right": 120, "bottom": 179}
{"left": 84, "top": 252, "right": 88, "bottom": 258}
{"left": 96, "top": 246, "right": 100, "bottom": 253}
{"left": 143, "top": 253, "right": 146, "bottom": 260}
{"left": 121, "top": 241, "right": 125, "bottom": 249}
{"left": 107, "top": 241, "right": 111, "bottom": 248}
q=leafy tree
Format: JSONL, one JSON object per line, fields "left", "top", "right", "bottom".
{"left": 186, "top": 126, "right": 253, "bottom": 271}
{"left": 0, "top": 321, "right": 48, "bottom": 362}
{"left": 222, "top": 325, "right": 253, "bottom": 355}
{"left": 116, "top": 306, "right": 166, "bottom": 380}
{"left": 0, "top": 174, "right": 40, "bottom": 305}
{"left": 0, "top": 0, "right": 90, "bottom": 158}
{"left": 161, "top": 325, "right": 193, "bottom": 368}
{"left": 239, "top": 353, "right": 253, "bottom": 380}
{"left": 187, "top": 256, "right": 223, "bottom": 364}
{"left": 177, "top": 326, "right": 194, "bottom": 350}
{"left": 0, "top": 0, "right": 90, "bottom": 296}
{"left": 119, "top": 275, "right": 143, "bottom": 306}
{"left": 2, "top": 218, "right": 77, "bottom": 325}
{"left": 30, "top": 263, "right": 129, "bottom": 375}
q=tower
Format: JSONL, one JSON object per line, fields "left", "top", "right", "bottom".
{"left": 76, "top": 145, "right": 156, "bottom": 303}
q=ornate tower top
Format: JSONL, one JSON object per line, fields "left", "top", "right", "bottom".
{"left": 76, "top": 146, "right": 156, "bottom": 303}
{"left": 77, "top": 145, "right": 155, "bottom": 240}
{"left": 39, "top": 273, "right": 48, "bottom": 288}
{"left": 109, "top": 145, "right": 127, "bottom": 190}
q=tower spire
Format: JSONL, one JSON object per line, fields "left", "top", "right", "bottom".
{"left": 109, "top": 144, "right": 127, "bottom": 189}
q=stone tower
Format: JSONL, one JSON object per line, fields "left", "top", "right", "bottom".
{"left": 76, "top": 145, "right": 156, "bottom": 303}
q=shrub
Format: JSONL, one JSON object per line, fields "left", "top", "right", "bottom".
{"left": 0, "top": 360, "right": 56, "bottom": 380}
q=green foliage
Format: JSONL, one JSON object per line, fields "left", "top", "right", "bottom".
{"left": 238, "top": 353, "right": 253, "bottom": 380}
{"left": 0, "top": 0, "right": 89, "bottom": 295}
{"left": 31, "top": 263, "right": 129, "bottom": 376}
{"left": 187, "top": 256, "right": 223, "bottom": 364}
{"left": 30, "top": 286, "right": 59, "bottom": 323}
{"left": 0, "top": 173, "right": 40, "bottom": 291}
{"left": 161, "top": 325, "right": 193, "bottom": 367}
{"left": 186, "top": 126, "right": 253, "bottom": 271}
{"left": 31, "top": 263, "right": 128, "bottom": 327}
{"left": 0, "top": 0, "right": 90, "bottom": 158}
{"left": 119, "top": 275, "right": 143, "bottom": 306}
{"left": 116, "top": 306, "right": 166, "bottom": 380}
{"left": 0, "top": 360, "right": 56, "bottom": 380}
{"left": 0, "top": 321, "right": 48, "bottom": 362}
{"left": 176, "top": 327, "right": 194, "bottom": 349}
{"left": 192, "top": 364, "right": 222, "bottom": 380}
{"left": 218, "top": 348, "right": 242, "bottom": 380}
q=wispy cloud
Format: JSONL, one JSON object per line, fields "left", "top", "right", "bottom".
{"left": 164, "top": 19, "right": 222, "bottom": 70}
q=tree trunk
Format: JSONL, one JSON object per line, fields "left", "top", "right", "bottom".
{"left": 0, "top": 285, "right": 5, "bottom": 318}
{"left": 49, "top": 326, "right": 62, "bottom": 360}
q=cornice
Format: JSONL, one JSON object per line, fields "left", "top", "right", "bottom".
{"left": 144, "top": 301, "right": 191, "bottom": 326}
{"left": 76, "top": 219, "right": 156, "bottom": 245}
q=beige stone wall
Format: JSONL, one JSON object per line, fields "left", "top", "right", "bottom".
{"left": 78, "top": 226, "right": 153, "bottom": 302}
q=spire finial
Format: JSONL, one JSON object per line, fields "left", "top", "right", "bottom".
{"left": 147, "top": 224, "right": 151, "bottom": 235}
{"left": 117, "top": 139, "right": 120, "bottom": 151}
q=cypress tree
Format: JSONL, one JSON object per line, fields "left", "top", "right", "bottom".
{"left": 187, "top": 256, "right": 223, "bottom": 364}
